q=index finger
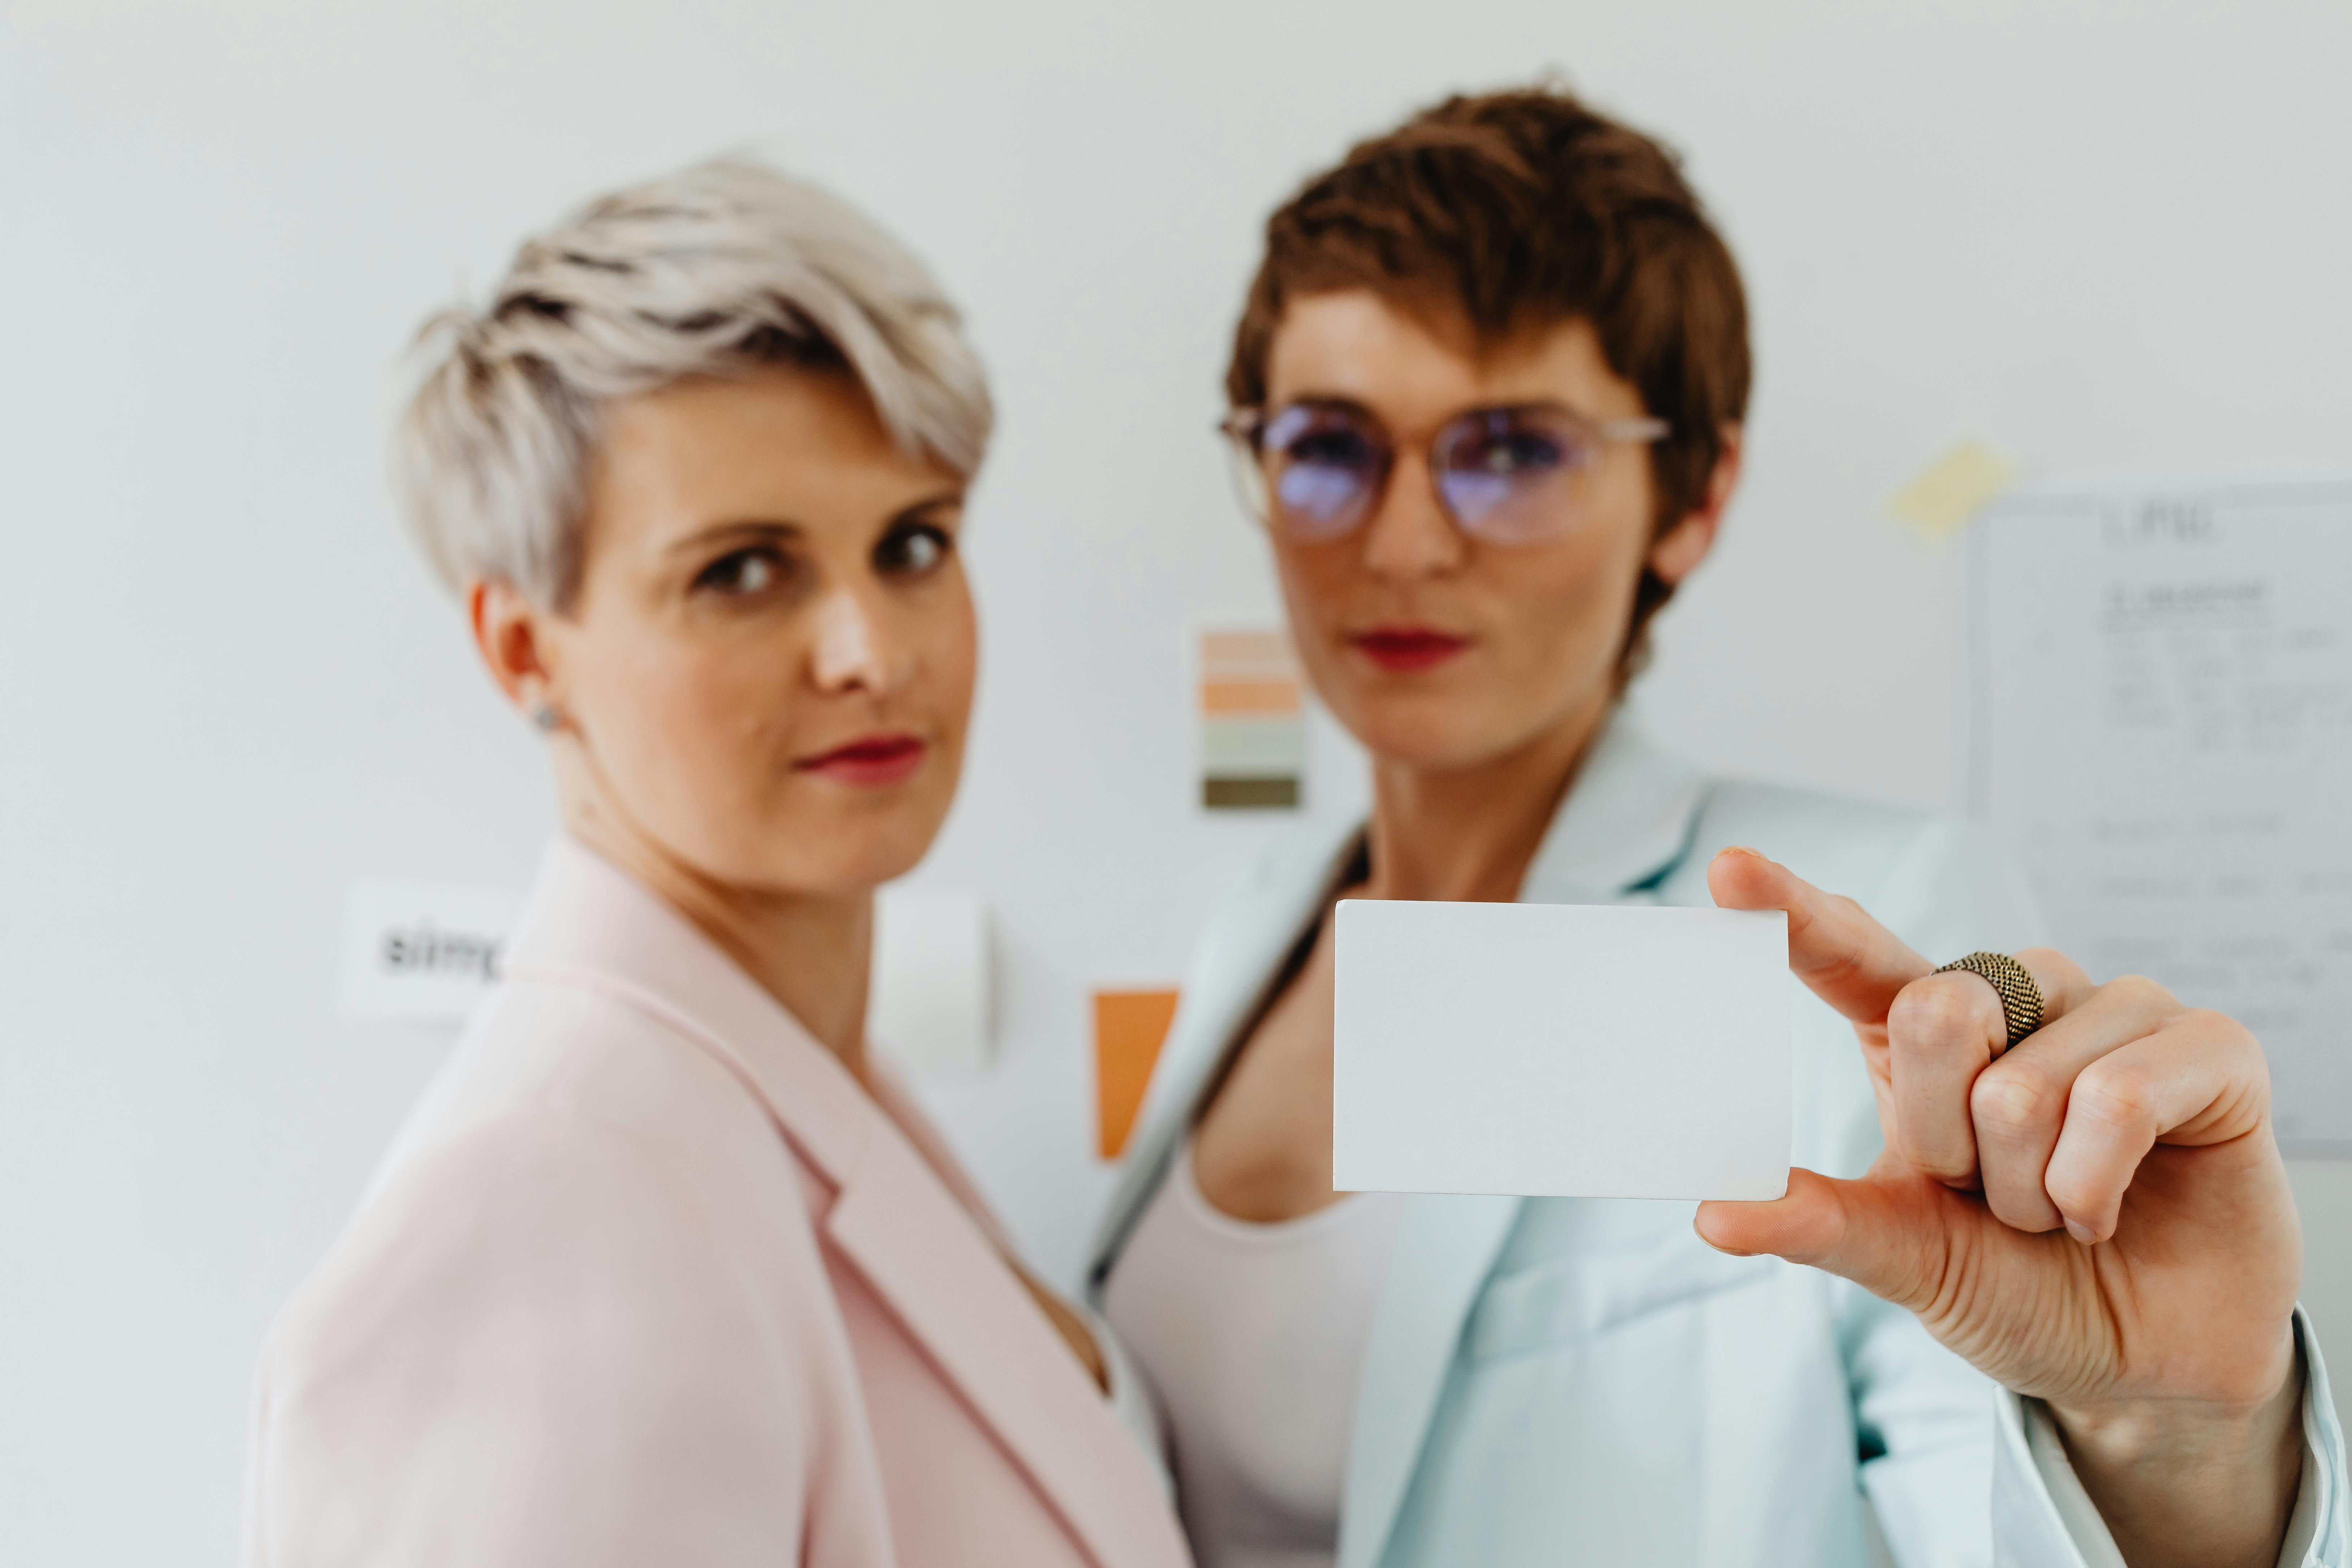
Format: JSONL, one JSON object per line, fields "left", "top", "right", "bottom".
{"left": 1707, "top": 847, "right": 1931, "bottom": 1029}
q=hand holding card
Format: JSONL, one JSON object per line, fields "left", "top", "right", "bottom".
{"left": 1698, "top": 848, "right": 2308, "bottom": 1568}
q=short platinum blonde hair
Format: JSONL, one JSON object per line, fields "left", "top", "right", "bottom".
{"left": 393, "top": 158, "right": 992, "bottom": 607}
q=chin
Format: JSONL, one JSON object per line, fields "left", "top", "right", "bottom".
{"left": 811, "top": 802, "right": 956, "bottom": 894}
{"left": 1339, "top": 693, "right": 1504, "bottom": 772}
{"left": 789, "top": 828, "right": 940, "bottom": 898}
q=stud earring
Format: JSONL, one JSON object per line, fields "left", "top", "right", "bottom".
{"left": 527, "top": 700, "right": 562, "bottom": 734}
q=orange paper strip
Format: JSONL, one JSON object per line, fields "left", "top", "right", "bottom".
{"left": 1094, "top": 988, "right": 1181, "bottom": 1160}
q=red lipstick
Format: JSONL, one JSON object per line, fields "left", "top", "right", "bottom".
{"left": 795, "top": 732, "right": 927, "bottom": 787}
{"left": 1351, "top": 626, "right": 1469, "bottom": 673}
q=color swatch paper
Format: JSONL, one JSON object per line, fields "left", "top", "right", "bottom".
{"left": 1334, "top": 899, "right": 1791, "bottom": 1200}
{"left": 1200, "top": 628, "right": 1304, "bottom": 809}
{"left": 1095, "top": 988, "right": 1181, "bottom": 1159}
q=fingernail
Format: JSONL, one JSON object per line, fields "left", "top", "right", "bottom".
{"left": 1722, "top": 845, "right": 1765, "bottom": 860}
{"left": 2064, "top": 1219, "right": 2099, "bottom": 1246}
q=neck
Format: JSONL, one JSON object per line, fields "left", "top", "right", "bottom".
{"left": 1364, "top": 698, "right": 1613, "bottom": 905}
{"left": 554, "top": 755, "right": 874, "bottom": 1079}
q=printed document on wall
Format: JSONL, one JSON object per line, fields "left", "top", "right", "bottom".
{"left": 1972, "top": 485, "right": 2352, "bottom": 1154}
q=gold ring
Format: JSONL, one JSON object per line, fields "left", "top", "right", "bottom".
{"left": 1933, "top": 951, "right": 2045, "bottom": 1055}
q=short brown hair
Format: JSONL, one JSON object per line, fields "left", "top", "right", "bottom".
{"left": 1227, "top": 86, "right": 1751, "bottom": 676}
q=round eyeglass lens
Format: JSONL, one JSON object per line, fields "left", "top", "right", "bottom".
{"left": 1262, "top": 405, "right": 1385, "bottom": 540}
{"left": 1433, "top": 409, "right": 1593, "bottom": 543}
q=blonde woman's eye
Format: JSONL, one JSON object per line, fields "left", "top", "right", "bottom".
{"left": 876, "top": 523, "right": 952, "bottom": 578}
{"left": 695, "top": 548, "right": 786, "bottom": 596}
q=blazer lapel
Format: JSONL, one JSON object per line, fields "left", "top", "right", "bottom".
{"left": 1515, "top": 711, "right": 1710, "bottom": 907}
{"left": 1337, "top": 1193, "right": 1522, "bottom": 1568}
{"left": 822, "top": 1141, "right": 1191, "bottom": 1568}
{"left": 502, "top": 839, "right": 1190, "bottom": 1568}
{"left": 1337, "top": 712, "right": 1711, "bottom": 1568}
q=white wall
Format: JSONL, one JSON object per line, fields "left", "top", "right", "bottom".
{"left": 3, "top": 1, "right": 2348, "bottom": 1560}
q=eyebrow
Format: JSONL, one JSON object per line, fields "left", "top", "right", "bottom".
{"left": 1275, "top": 393, "right": 1380, "bottom": 419}
{"left": 1271, "top": 393, "right": 1605, "bottom": 426}
{"left": 894, "top": 490, "right": 968, "bottom": 522}
{"left": 661, "top": 491, "right": 968, "bottom": 561}
{"left": 660, "top": 518, "right": 806, "bottom": 565}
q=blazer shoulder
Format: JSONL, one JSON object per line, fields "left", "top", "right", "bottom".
{"left": 375, "top": 977, "right": 787, "bottom": 1190}
{"left": 1694, "top": 779, "right": 1939, "bottom": 879}
{"left": 249, "top": 1108, "right": 831, "bottom": 1566}
{"left": 308, "top": 983, "right": 846, "bottom": 1385}
{"left": 1187, "top": 818, "right": 1359, "bottom": 980}
{"left": 1685, "top": 779, "right": 2043, "bottom": 956}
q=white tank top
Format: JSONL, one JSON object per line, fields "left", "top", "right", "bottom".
{"left": 1101, "top": 1140, "right": 1405, "bottom": 1568}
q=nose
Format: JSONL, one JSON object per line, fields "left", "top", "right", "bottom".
{"left": 809, "top": 583, "right": 908, "bottom": 696}
{"left": 1358, "top": 449, "right": 1466, "bottom": 579}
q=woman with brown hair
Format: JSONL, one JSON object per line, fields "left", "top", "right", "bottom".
{"left": 1089, "top": 88, "right": 2343, "bottom": 1568}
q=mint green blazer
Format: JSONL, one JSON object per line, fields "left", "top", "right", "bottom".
{"left": 1086, "top": 714, "right": 2346, "bottom": 1568}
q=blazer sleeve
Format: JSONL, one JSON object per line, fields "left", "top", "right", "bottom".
{"left": 1830, "top": 821, "right": 2352, "bottom": 1568}
{"left": 240, "top": 1112, "right": 830, "bottom": 1568}
{"left": 1992, "top": 1307, "right": 2347, "bottom": 1567}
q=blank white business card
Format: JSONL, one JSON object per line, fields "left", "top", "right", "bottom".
{"left": 1333, "top": 900, "right": 1790, "bottom": 1200}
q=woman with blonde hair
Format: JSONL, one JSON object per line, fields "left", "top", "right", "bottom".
{"left": 239, "top": 161, "right": 1190, "bottom": 1568}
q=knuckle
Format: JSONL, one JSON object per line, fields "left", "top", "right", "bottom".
{"left": 2019, "top": 947, "right": 2087, "bottom": 994}
{"left": 2041, "top": 1166, "right": 2107, "bottom": 1224}
{"left": 1984, "top": 1186, "right": 2066, "bottom": 1233}
{"left": 2108, "top": 973, "right": 2174, "bottom": 1011}
{"left": 1890, "top": 976, "right": 1991, "bottom": 1046}
{"left": 1971, "top": 1062, "right": 2062, "bottom": 1141}
{"left": 1899, "top": 1130, "right": 1976, "bottom": 1183}
{"left": 2184, "top": 1007, "right": 2257, "bottom": 1052}
{"left": 2068, "top": 1060, "right": 2159, "bottom": 1136}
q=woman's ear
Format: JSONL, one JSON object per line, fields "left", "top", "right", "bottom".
{"left": 1648, "top": 424, "right": 1744, "bottom": 587}
{"left": 468, "top": 578, "right": 559, "bottom": 713}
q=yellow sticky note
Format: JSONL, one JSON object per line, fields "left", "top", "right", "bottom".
{"left": 1885, "top": 440, "right": 2017, "bottom": 538}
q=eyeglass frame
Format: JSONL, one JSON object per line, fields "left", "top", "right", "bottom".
{"left": 1217, "top": 398, "right": 1672, "bottom": 547}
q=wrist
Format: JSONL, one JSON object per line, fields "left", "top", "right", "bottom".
{"left": 2047, "top": 1321, "right": 2300, "bottom": 1469}
{"left": 2045, "top": 1325, "right": 2305, "bottom": 1568}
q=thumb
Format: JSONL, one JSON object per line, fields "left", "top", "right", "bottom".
{"left": 1695, "top": 1167, "right": 1951, "bottom": 1317}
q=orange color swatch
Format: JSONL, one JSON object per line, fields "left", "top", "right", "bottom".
{"left": 1094, "top": 988, "right": 1181, "bottom": 1160}
{"left": 1199, "top": 678, "right": 1302, "bottom": 716}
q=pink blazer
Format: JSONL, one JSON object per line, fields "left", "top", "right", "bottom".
{"left": 241, "top": 838, "right": 1193, "bottom": 1568}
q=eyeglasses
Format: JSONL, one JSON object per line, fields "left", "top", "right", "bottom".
{"left": 1218, "top": 400, "right": 1670, "bottom": 546}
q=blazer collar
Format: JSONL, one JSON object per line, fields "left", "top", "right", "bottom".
{"left": 502, "top": 838, "right": 1189, "bottom": 1568}
{"left": 1516, "top": 709, "right": 1710, "bottom": 906}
